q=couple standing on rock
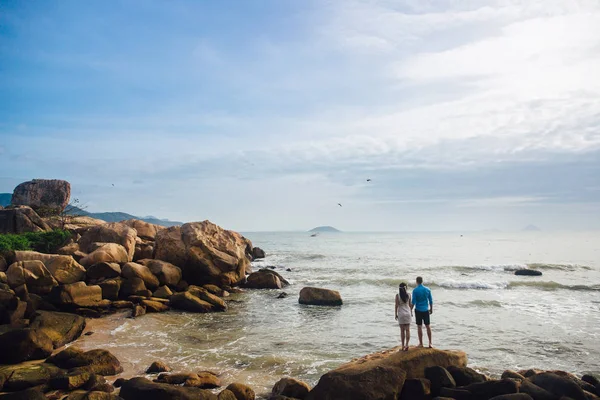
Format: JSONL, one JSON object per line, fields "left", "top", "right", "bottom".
{"left": 394, "top": 276, "right": 433, "bottom": 351}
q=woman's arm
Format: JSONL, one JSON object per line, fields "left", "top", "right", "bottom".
{"left": 409, "top": 294, "right": 414, "bottom": 314}
{"left": 394, "top": 294, "right": 399, "bottom": 320}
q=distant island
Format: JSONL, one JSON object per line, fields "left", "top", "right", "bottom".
{"left": 523, "top": 224, "right": 541, "bottom": 231}
{"left": 309, "top": 226, "right": 341, "bottom": 233}
{"left": 0, "top": 193, "right": 182, "bottom": 227}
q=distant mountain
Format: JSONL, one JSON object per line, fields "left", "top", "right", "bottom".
{"left": 309, "top": 226, "right": 341, "bottom": 233}
{"left": 0, "top": 193, "right": 11, "bottom": 207}
{"left": 523, "top": 224, "right": 541, "bottom": 231}
{"left": 65, "top": 206, "right": 183, "bottom": 227}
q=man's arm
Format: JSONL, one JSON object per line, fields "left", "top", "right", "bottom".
{"left": 428, "top": 289, "right": 433, "bottom": 314}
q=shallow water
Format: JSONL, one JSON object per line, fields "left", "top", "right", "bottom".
{"left": 74, "top": 231, "right": 600, "bottom": 398}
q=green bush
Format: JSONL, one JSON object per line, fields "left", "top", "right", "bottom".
{"left": 0, "top": 229, "right": 71, "bottom": 255}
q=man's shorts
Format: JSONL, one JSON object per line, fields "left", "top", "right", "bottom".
{"left": 415, "top": 310, "right": 430, "bottom": 326}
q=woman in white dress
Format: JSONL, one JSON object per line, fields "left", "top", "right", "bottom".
{"left": 395, "top": 282, "right": 413, "bottom": 351}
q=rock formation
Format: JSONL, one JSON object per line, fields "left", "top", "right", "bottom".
{"left": 11, "top": 179, "right": 71, "bottom": 215}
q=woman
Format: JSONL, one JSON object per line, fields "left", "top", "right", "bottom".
{"left": 395, "top": 282, "right": 413, "bottom": 351}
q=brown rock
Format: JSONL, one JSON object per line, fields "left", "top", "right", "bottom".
{"left": 186, "top": 372, "right": 221, "bottom": 389}
{"left": 86, "top": 263, "right": 121, "bottom": 280}
{"left": 48, "top": 282, "right": 102, "bottom": 307}
{"left": 488, "top": 395, "right": 533, "bottom": 400}
{"left": 439, "top": 387, "right": 473, "bottom": 399}
{"left": 155, "top": 372, "right": 198, "bottom": 384}
{"left": 146, "top": 361, "right": 172, "bottom": 374}
{"left": 0, "top": 255, "right": 7, "bottom": 272}
{"left": 243, "top": 269, "right": 287, "bottom": 289}
{"left": 134, "top": 242, "right": 154, "bottom": 262}
{"left": 120, "top": 377, "right": 217, "bottom": 400}
{"left": 12, "top": 250, "right": 55, "bottom": 263}
{"left": 47, "top": 348, "right": 123, "bottom": 376}
{"left": 0, "top": 328, "right": 54, "bottom": 364}
{"left": 154, "top": 221, "right": 252, "bottom": 287}
{"left": 122, "top": 219, "right": 164, "bottom": 241}
{"left": 121, "top": 262, "right": 159, "bottom": 290}
{"left": 80, "top": 243, "right": 130, "bottom": 268}
{"left": 119, "top": 278, "right": 148, "bottom": 298}
{"left": 141, "top": 299, "right": 169, "bottom": 313}
{"left": 226, "top": 383, "right": 255, "bottom": 400}
{"left": 0, "top": 206, "right": 51, "bottom": 234}
{"left": 19, "top": 260, "right": 59, "bottom": 295}
{"left": 29, "top": 310, "right": 86, "bottom": 348}
{"left": 299, "top": 287, "right": 342, "bottom": 306}
{"left": 129, "top": 304, "right": 146, "bottom": 318}
{"left": 218, "top": 389, "right": 238, "bottom": 400}
{"left": 400, "top": 378, "right": 432, "bottom": 400}
{"left": 6, "top": 262, "right": 27, "bottom": 287}
{"left": 0, "top": 362, "right": 65, "bottom": 391}
{"left": 529, "top": 373, "right": 587, "bottom": 400}
{"left": 50, "top": 371, "right": 92, "bottom": 390}
{"left": 502, "top": 371, "right": 526, "bottom": 382}
{"left": 152, "top": 286, "right": 173, "bottom": 299}
{"left": 98, "top": 278, "right": 122, "bottom": 301}
{"left": 45, "top": 256, "right": 86, "bottom": 284}
{"left": 464, "top": 379, "right": 520, "bottom": 400}
{"left": 272, "top": 377, "right": 311, "bottom": 399}
{"left": 83, "top": 374, "right": 114, "bottom": 392}
{"left": 78, "top": 223, "right": 137, "bottom": 262}
{"left": 65, "top": 390, "right": 121, "bottom": 400}
{"left": 170, "top": 292, "right": 214, "bottom": 313}
{"left": 202, "top": 284, "right": 228, "bottom": 297}
{"left": 11, "top": 179, "right": 71, "bottom": 214}
{"left": 139, "top": 259, "right": 182, "bottom": 287}
{"left": 252, "top": 247, "right": 265, "bottom": 259}
{"left": 425, "top": 366, "right": 456, "bottom": 397}
{"left": 447, "top": 365, "right": 488, "bottom": 386}
{"left": 519, "top": 379, "right": 556, "bottom": 400}
{"left": 0, "top": 387, "right": 48, "bottom": 399}
{"left": 187, "top": 286, "right": 227, "bottom": 311}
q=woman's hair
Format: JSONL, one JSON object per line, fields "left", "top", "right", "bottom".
{"left": 398, "top": 282, "right": 408, "bottom": 303}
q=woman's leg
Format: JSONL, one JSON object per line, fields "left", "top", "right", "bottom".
{"left": 400, "top": 325, "right": 406, "bottom": 349}
{"left": 405, "top": 324, "right": 410, "bottom": 349}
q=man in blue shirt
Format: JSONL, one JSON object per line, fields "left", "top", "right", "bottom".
{"left": 412, "top": 276, "right": 433, "bottom": 348}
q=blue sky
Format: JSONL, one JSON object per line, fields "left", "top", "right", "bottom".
{"left": 1, "top": 0, "right": 599, "bottom": 231}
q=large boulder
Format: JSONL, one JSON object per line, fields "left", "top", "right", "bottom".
{"left": 121, "top": 262, "right": 160, "bottom": 290}
{"left": 463, "top": 379, "right": 520, "bottom": 399}
{"left": 0, "top": 328, "right": 54, "bottom": 364}
{"left": 529, "top": 372, "right": 587, "bottom": 400}
{"left": 80, "top": 243, "right": 129, "bottom": 267}
{"left": 138, "top": 259, "right": 182, "bottom": 287}
{"left": 12, "top": 251, "right": 54, "bottom": 264}
{"left": 6, "top": 263, "right": 27, "bottom": 288}
{"left": 0, "top": 362, "right": 66, "bottom": 391}
{"left": 47, "top": 348, "right": 123, "bottom": 376}
{"left": 122, "top": 219, "right": 164, "bottom": 241}
{"left": 120, "top": 377, "right": 217, "bottom": 400}
{"left": 187, "top": 286, "right": 227, "bottom": 311}
{"left": 243, "top": 269, "right": 288, "bottom": 289}
{"left": 225, "top": 383, "right": 255, "bottom": 400}
{"left": 48, "top": 282, "right": 103, "bottom": 307}
{"left": 299, "top": 287, "right": 342, "bottom": 306}
{"left": 29, "top": 310, "right": 86, "bottom": 348}
{"left": 119, "top": 278, "right": 149, "bottom": 298}
{"left": 272, "top": 377, "right": 311, "bottom": 399}
{"left": 447, "top": 365, "right": 488, "bottom": 386}
{"left": 11, "top": 179, "right": 71, "bottom": 214}
{"left": 78, "top": 223, "right": 137, "bottom": 262}
{"left": 170, "top": 292, "right": 214, "bottom": 313}
{"left": 252, "top": 247, "right": 265, "bottom": 259}
{"left": 86, "top": 263, "right": 121, "bottom": 280}
{"left": 0, "top": 206, "right": 50, "bottom": 234}
{"left": 425, "top": 366, "right": 456, "bottom": 397}
{"left": 45, "top": 256, "right": 86, "bottom": 284}
{"left": 18, "top": 260, "right": 59, "bottom": 295}
{"left": 46, "top": 215, "right": 106, "bottom": 232}
{"left": 98, "top": 278, "right": 122, "bottom": 300}
{"left": 306, "top": 347, "right": 466, "bottom": 400}
{"left": 154, "top": 221, "right": 252, "bottom": 287}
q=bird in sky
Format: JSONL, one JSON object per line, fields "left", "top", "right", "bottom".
{"left": 366, "top": 179, "right": 371, "bottom": 182}
{"left": 111, "top": 184, "right": 114, "bottom": 187}
{"left": 337, "top": 203, "right": 342, "bottom": 207}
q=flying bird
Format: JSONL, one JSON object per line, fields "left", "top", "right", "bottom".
{"left": 366, "top": 179, "right": 371, "bottom": 182}
{"left": 111, "top": 184, "right": 114, "bottom": 187}
{"left": 337, "top": 203, "right": 342, "bottom": 207}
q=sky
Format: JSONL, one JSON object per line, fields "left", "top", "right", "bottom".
{"left": 1, "top": 0, "right": 599, "bottom": 232}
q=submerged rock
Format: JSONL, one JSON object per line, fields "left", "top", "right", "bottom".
{"left": 146, "top": 361, "right": 172, "bottom": 374}
{"left": 299, "top": 287, "right": 342, "bottom": 306}
{"left": 514, "top": 269, "right": 542, "bottom": 276}
{"left": 243, "top": 269, "right": 289, "bottom": 290}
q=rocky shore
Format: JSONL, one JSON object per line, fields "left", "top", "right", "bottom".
{"left": 1, "top": 179, "right": 599, "bottom": 399}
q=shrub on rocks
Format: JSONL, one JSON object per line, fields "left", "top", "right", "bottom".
{"left": 298, "top": 287, "right": 342, "bottom": 306}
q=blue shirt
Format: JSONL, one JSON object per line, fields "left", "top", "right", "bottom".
{"left": 412, "top": 284, "right": 433, "bottom": 312}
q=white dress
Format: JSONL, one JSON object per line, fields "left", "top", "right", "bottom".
{"left": 397, "top": 293, "right": 412, "bottom": 325}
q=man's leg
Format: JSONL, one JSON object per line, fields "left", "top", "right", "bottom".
{"left": 426, "top": 324, "right": 432, "bottom": 347}
{"left": 417, "top": 324, "right": 423, "bottom": 347}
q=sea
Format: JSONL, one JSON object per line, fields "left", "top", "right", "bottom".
{"left": 76, "top": 231, "right": 600, "bottom": 398}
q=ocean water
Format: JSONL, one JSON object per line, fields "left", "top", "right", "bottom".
{"left": 76, "top": 231, "right": 600, "bottom": 398}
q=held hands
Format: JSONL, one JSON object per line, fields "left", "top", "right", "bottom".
{"left": 429, "top": 309, "right": 433, "bottom": 315}
{"left": 395, "top": 315, "right": 398, "bottom": 320}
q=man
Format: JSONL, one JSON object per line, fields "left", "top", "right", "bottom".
{"left": 412, "top": 276, "right": 433, "bottom": 348}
